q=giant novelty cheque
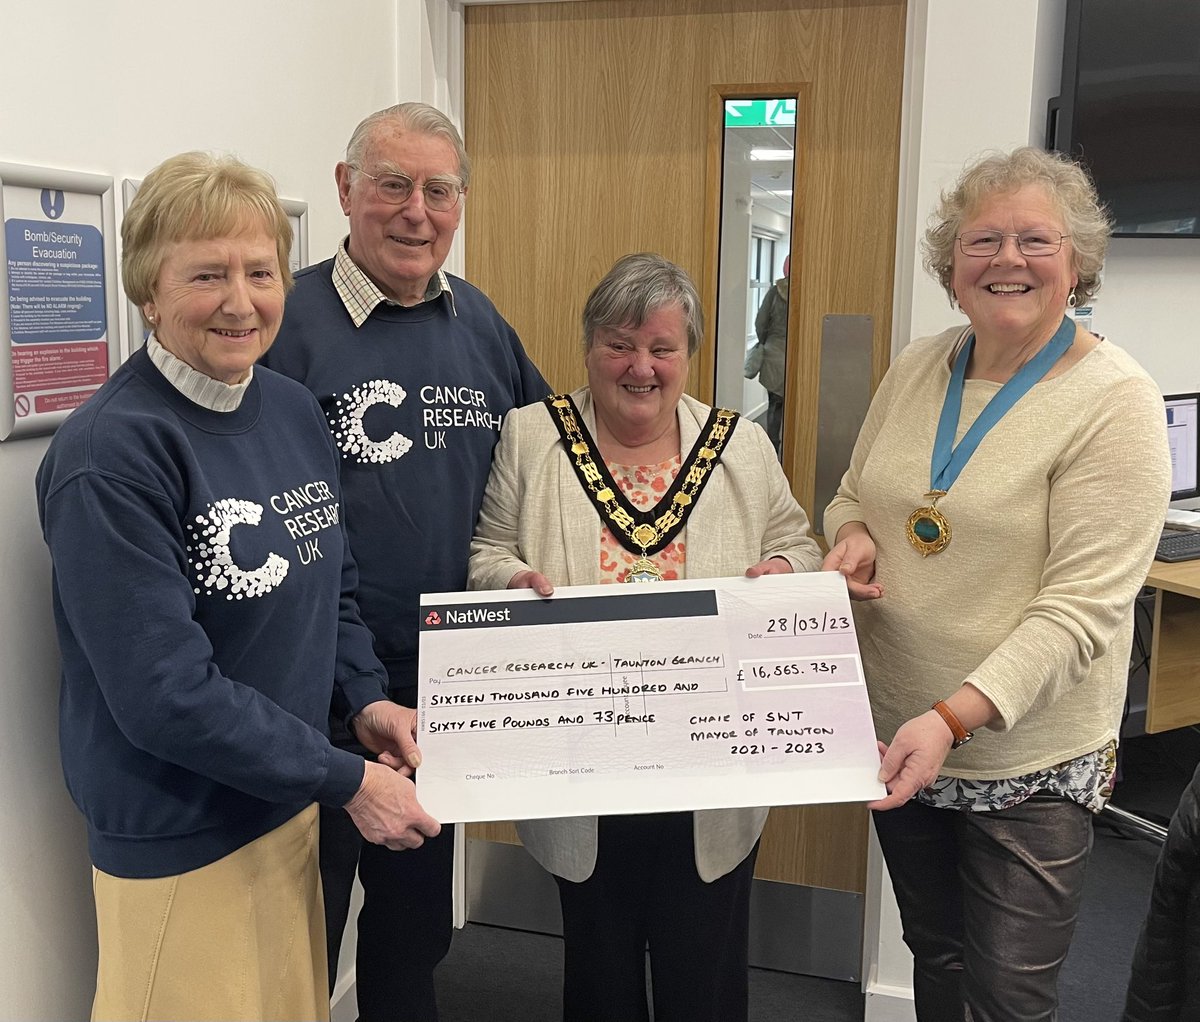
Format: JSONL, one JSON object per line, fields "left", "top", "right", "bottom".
{"left": 416, "top": 572, "right": 885, "bottom": 822}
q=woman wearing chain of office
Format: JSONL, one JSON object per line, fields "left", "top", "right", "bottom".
{"left": 822, "top": 147, "right": 1171, "bottom": 1020}
{"left": 468, "top": 253, "right": 823, "bottom": 1022}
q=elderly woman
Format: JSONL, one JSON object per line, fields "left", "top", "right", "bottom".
{"left": 36, "top": 152, "right": 438, "bottom": 1021}
{"left": 468, "top": 253, "right": 822, "bottom": 1022}
{"left": 823, "top": 147, "right": 1171, "bottom": 1021}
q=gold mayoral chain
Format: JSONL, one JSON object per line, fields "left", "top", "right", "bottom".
{"left": 545, "top": 395, "right": 739, "bottom": 582}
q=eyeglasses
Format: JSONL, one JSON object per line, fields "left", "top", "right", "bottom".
{"left": 352, "top": 168, "right": 463, "bottom": 211}
{"left": 957, "top": 230, "right": 1070, "bottom": 257}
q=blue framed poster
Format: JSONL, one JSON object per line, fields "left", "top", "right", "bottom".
{"left": 1, "top": 163, "right": 121, "bottom": 440}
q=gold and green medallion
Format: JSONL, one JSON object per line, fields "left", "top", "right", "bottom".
{"left": 905, "top": 490, "right": 951, "bottom": 557}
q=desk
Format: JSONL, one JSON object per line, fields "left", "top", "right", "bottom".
{"left": 1145, "top": 557, "right": 1200, "bottom": 733}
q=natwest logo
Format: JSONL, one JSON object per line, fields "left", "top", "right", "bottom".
{"left": 421, "top": 604, "right": 515, "bottom": 629}
{"left": 446, "top": 606, "right": 512, "bottom": 625}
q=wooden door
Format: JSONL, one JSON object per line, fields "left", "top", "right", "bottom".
{"left": 464, "top": 0, "right": 906, "bottom": 895}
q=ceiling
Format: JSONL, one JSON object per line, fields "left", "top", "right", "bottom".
{"left": 725, "top": 123, "right": 796, "bottom": 219}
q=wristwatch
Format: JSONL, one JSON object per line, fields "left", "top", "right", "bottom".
{"left": 931, "top": 700, "right": 973, "bottom": 749}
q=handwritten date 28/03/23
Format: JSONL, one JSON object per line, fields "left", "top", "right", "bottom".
{"left": 748, "top": 611, "right": 851, "bottom": 638}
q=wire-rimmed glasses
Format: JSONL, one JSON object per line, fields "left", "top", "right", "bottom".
{"left": 352, "top": 168, "right": 463, "bottom": 211}
{"left": 957, "top": 230, "right": 1070, "bottom": 257}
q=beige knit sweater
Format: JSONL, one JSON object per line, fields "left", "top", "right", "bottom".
{"left": 824, "top": 327, "right": 1171, "bottom": 779}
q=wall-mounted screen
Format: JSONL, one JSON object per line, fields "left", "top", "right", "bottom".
{"left": 1049, "top": 0, "right": 1200, "bottom": 238}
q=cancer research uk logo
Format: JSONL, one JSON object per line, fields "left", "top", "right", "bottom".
{"left": 328, "top": 379, "right": 413, "bottom": 465}
{"left": 188, "top": 499, "right": 289, "bottom": 599}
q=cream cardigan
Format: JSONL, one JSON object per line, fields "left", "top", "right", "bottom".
{"left": 824, "top": 328, "right": 1171, "bottom": 779}
{"left": 468, "top": 388, "right": 823, "bottom": 881}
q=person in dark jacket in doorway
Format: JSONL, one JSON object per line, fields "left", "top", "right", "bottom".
{"left": 746, "top": 255, "right": 789, "bottom": 456}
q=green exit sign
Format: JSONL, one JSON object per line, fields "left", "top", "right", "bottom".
{"left": 724, "top": 99, "right": 796, "bottom": 127}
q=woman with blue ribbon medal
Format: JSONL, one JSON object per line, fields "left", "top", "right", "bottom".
{"left": 822, "top": 148, "right": 1172, "bottom": 1022}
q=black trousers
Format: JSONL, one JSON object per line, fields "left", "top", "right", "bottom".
{"left": 320, "top": 731, "right": 454, "bottom": 1022}
{"left": 554, "top": 811, "right": 758, "bottom": 1022}
{"left": 872, "top": 795, "right": 1093, "bottom": 1022}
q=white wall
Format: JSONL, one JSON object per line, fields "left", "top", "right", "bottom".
{"left": 0, "top": 2, "right": 452, "bottom": 1016}
{"left": 1094, "top": 239, "right": 1200, "bottom": 391}
{"left": 897, "top": 2, "right": 1051, "bottom": 349}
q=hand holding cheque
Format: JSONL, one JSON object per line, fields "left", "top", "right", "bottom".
{"left": 416, "top": 572, "right": 885, "bottom": 822}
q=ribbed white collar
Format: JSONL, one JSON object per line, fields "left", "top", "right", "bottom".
{"left": 146, "top": 335, "right": 251, "bottom": 412}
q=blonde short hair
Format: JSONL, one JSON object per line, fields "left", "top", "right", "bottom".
{"left": 122, "top": 152, "right": 294, "bottom": 311}
{"left": 922, "top": 146, "right": 1111, "bottom": 305}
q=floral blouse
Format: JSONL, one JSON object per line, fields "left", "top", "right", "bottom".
{"left": 917, "top": 740, "right": 1117, "bottom": 814}
{"left": 598, "top": 456, "right": 687, "bottom": 584}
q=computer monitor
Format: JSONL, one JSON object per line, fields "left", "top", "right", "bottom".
{"left": 1165, "top": 393, "right": 1200, "bottom": 501}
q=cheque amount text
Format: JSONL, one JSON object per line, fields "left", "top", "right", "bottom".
{"left": 748, "top": 660, "right": 838, "bottom": 679}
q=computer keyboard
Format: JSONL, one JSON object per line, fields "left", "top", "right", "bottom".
{"left": 1156, "top": 528, "right": 1200, "bottom": 563}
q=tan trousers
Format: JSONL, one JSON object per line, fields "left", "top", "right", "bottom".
{"left": 91, "top": 804, "right": 328, "bottom": 1022}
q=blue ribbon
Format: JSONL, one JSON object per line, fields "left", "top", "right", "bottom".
{"left": 930, "top": 315, "right": 1075, "bottom": 492}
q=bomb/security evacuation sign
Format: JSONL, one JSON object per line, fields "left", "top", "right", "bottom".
{"left": 1, "top": 164, "right": 120, "bottom": 440}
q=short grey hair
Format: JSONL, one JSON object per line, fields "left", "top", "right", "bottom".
{"left": 344, "top": 102, "right": 471, "bottom": 187}
{"left": 922, "top": 146, "right": 1111, "bottom": 305}
{"left": 582, "top": 253, "right": 704, "bottom": 356}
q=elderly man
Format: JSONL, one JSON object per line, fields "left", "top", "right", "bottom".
{"left": 263, "top": 103, "right": 548, "bottom": 1021}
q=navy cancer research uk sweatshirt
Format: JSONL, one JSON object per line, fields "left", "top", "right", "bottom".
{"left": 263, "top": 263, "right": 549, "bottom": 697}
{"left": 36, "top": 348, "right": 389, "bottom": 879}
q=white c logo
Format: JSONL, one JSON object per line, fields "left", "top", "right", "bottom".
{"left": 188, "top": 498, "right": 290, "bottom": 599}
{"left": 328, "top": 379, "right": 413, "bottom": 464}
